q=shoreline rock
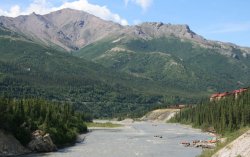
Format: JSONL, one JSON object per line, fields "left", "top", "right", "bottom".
{"left": 28, "top": 130, "right": 57, "bottom": 152}
{"left": 0, "top": 130, "right": 31, "bottom": 157}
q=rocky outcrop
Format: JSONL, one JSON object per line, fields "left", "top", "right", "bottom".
{"left": 0, "top": 130, "right": 30, "bottom": 157}
{"left": 28, "top": 130, "right": 57, "bottom": 152}
{"left": 135, "top": 22, "right": 203, "bottom": 40}
{"left": 213, "top": 130, "right": 250, "bottom": 157}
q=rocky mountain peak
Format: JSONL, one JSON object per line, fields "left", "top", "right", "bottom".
{"left": 140, "top": 22, "right": 164, "bottom": 28}
{"left": 54, "top": 8, "right": 82, "bottom": 14}
{"left": 133, "top": 22, "right": 201, "bottom": 41}
{"left": 0, "top": 8, "right": 124, "bottom": 51}
{"left": 31, "top": 12, "right": 37, "bottom": 16}
{"left": 0, "top": 8, "right": 249, "bottom": 54}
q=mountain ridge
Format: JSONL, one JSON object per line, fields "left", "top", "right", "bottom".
{"left": 0, "top": 8, "right": 123, "bottom": 51}
{"left": 1, "top": 8, "right": 249, "bottom": 55}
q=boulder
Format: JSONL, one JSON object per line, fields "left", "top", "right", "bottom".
{"left": 194, "top": 142, "right": 216, "bottom": 149}
{"left": 0, "top": 130, "right": 31, "bottom": 156}
{"left": 28, "top": 130, "right": 57, "bottom": 152}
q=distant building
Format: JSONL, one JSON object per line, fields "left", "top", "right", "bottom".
{"left": 210, "top": 92, "right": 231, "bottom": 101}
{"left": 210, "top": 88, "right": 247, "bottom": 101}
{"left": 233, "top": 88, "right": 247, "bottom": 99}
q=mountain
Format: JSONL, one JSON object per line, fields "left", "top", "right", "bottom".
{"left": 75, "top": 22, "right": 250, "bottom": 92}
{"left": 1, "top": 8, "right": 250, "bottom": 117}
{"left": 1, "top": 25, "right": 202, "bottom": 118}
{"left": 2, "top": 8, "right": 249, "bottom": 55}
{"left": 1, "top": 8, "right": 249, "bottom": 57}
{"left": 0, "top": 8, "right": 123, "bottom": 51}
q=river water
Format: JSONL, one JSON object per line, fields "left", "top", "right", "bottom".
{"left": 25, "top": 122, "right": 211, "bottom": 157}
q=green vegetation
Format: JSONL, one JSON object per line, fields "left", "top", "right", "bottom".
{"left": 1, "top": 24, "right": 250, "bottom": 121}
{"left": 76, "top": 37, "right": 250, "bottom": 93}
{"left": 170, "top": 91, "right": 250, "bottom": 134}
{"left": 170, "top": 91, "right": 250, "bottom": 157}
{"left": 0, "top": 98, "right": 88, "bottom": 146}
{"left": 86, "top": 122, "right": 122, "bottom": 128}
{"left": 0, "top": 26, "right": 202, "bottom": 119}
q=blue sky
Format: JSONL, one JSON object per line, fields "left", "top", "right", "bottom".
{"left": 0, "top": 0, "right": 249, "bottom": 47}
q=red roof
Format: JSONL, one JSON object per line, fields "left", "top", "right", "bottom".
{"left": 218, "top": 92, "right": 230, "bottom": 97}
{"left": 233, "top": 88, "right": 247, "bottom": 94}
{"left": 211, "top": 93, "right": 220, "bottom": 98}
{"left": 210, "top": 88, "right": 247, "bottom": 99}
{"left": 210, "top": 92, "right": 231, "bottom": 98}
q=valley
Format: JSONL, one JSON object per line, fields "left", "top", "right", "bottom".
{"left": 0, "top": 6, "right": 249, "bottom": 157}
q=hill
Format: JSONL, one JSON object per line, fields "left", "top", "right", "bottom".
{"left": 1, "top": 9, "right": 250, "bottom": 94}
{"left": 1, "top": 9, "right": 250, "bottom": 117}
{"left": 76, "top": 34, "right": 250, "bottom": 92}
{"left": 0, "top": 25, "right": 199, "bottom": 118}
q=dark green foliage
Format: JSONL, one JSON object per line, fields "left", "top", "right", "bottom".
{"left": 170, "top": 91, "right": 250, "bottom": 134}
{"left": 76, "top": 37, "right": 250, "bottom": 92}
{"left": 0, "top": 98, "right": 88, "bottom": 146}
{"left": 0, "top": 26, "right": 200, "bottom": 118}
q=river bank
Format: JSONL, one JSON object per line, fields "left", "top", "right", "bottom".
{"left": 198, "top": 127, "right": 250, "bottom": 157}
{"left": 212, "top": 129, "right": 250, "bottom": 157}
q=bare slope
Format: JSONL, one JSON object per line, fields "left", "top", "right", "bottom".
{"left": 213, "top": 130, "right": 250, "bottom": 157}
{"left": 141, "top": 109, "right": 179, "bottom": 122}
{"left": 0, "top": 8, "right": 123, "bottom": 51}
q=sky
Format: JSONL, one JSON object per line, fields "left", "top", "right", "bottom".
{"left": 0, "top": 0, "right": 249, "bottom": 47}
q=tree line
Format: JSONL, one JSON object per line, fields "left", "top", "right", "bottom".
{"left": 0, "top": 98, "right": 89, "bottom": 146}
{"left": 170, "top": 91, "right": 250, "bottom": 134}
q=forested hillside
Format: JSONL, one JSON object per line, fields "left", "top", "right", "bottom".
{"left": 0, "top": 26, "right": 202, "bottom": 118}
{"left": 0, "top": 98, "right": 87, "bottom": 146}
{"left": 1, "top": 9, "right": 250, "bottom": 119}
{"left": 76, "top": 36, "right": 250, "bottom": 93}
{"left": 170, "top": 90, "right": 250, "bottom": 134}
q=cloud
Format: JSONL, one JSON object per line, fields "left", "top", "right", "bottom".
{"left": 203, "top": 22, "right": 250, "bottom": 34}
{"left": 125, "top": 0, "right": 153, "bottom": 11}
{"left": 0, "top": 5, "right": 22, "bottom": 17}
{"left": 133, "top": 19, "right": 142, "bottom": 25}
{"left": 0, "top": 0, "right": 128, "bottom": 25}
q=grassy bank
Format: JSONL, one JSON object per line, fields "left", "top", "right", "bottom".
{"left": 86, "top": 122, "right": 123, "bottom": 128}
{"left": 199, "top": 127, "right": 249, "bottom": 157}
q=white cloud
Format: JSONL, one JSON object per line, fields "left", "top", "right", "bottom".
{"left": 133, "top": 19, "right": 142, "bottom": 25}
{"left": 125, "top": 0, "right": 153, "bottom": 11}
{"left": 0, "top": 5, "right": 21, "bottom": 17}
{"left": 0, "top": 0, "right": 128, "bottom": 25}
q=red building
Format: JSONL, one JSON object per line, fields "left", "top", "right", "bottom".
{"left": 210, "top": 88, "right": 247, "bottom": 101}
{"left": 210, "top": 92, "right": 231, "bottom": 101}
{"left": 232, "top": 88, "right": 247, "bottom": 99}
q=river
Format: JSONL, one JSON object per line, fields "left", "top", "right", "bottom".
{"left": 25, "top": 121, "right": 211, "bottom": 157}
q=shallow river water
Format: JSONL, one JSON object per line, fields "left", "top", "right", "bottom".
{"left": 25, "top": 122, "right": 211, "bottom": 157}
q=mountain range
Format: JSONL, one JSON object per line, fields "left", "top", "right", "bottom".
{"left": 0, "top": 8, "right": 250, "bottom": 117}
